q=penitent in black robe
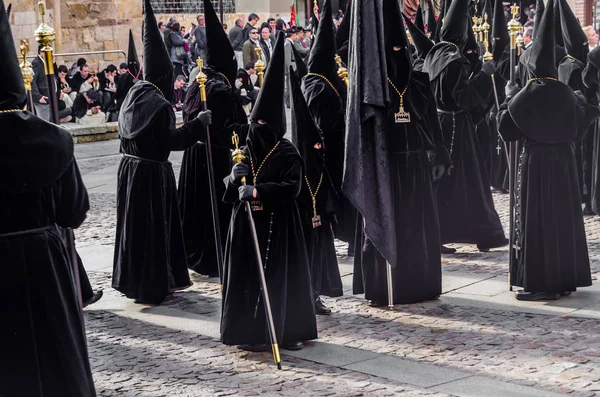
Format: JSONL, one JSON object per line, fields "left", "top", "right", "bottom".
{"left": 582, "top": 53, "right": 600, "bottom": 215}
{"left": 353, "top": 72, "right": 450, "bottom": 304}
{"left": 0, "top": 111, "right": 96, "bottom": 397}
{"left": 220, "top": 139, "right": 317, "bottom": 346}
{"left": 559, "top": 56, "right": 593, "bottom": 209}
{"left": 425, "top": 45, "right": 507, "bottom": 249}
{"left": 178, "top": 70, "right": 248, "bottom": 276}
{"left": 113, "top": 81, "right": 205, "bottom": 304}
{"left": 498, "top": 80, "right": 593, "bottom": 293}
{"left": 302, "top": 76, "right": 355, "bottom": 245}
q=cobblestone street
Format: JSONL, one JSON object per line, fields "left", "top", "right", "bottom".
{"left": 76, "top": 140, "right": 600, "bottom": 396}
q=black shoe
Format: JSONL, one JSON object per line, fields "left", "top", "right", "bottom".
{"left": 515, "top": 291, "right": 561, "bottom": 301}
{"left": 367, "top": 300, "right": 386, "bottom": 307}
{"left": 441, "top": 245, "right": 457, "bottom": 254}
{"left": 237, "top": 344, "right": 271, "bottom": 352}
{"left": 315, "top": 298, "right": 332, "bottom": 315}
{"left": 583, "top": 206, "right": 595, "bottom": 216}
{"left": 83, "top": 290, "right": 103, "bottom": 308}
{"left": 561, "top": 291, "right": 572, "bottom": 297}
{"left": 282, "top": 341, "right": 303, "bottom": 351}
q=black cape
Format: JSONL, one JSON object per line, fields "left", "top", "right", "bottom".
{"left": 0, "top": 111, "right": 96, "bottom": 397}
{"left": 178, "top": 69, "right": 248, "bottom": 275}
{"left": 112, "top": 81, "right": 205, "bottom": 303}
{"left": 424, "top": 48, "right": 507, "bottom": 248}
{"left": 498, "top": 80, "right": 593, "bottom": 292}
{"left": 353, "top": 72, "right": 450, "bottom": 304}
{"left": 220, "top": 139, "right": 317, "bottom": 345}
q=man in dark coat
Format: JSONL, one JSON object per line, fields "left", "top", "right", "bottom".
{"left": 497, "top": 0, "right": 594, "bottom": 301}
{"left": 179, "top": 0, "right": 248, "bottom": 277}
{"left": 221, "top": 32, "right": 317, "bottom": 352}
{"left": 353, "top": 0, "right": 450, "bottom": 306}
{"left": 423, "top": 0, "right": 507, "bottom": 253}
{"left": 290, "top": 67, "right": 342, "bottom": 315}
{"left": 112, "top": 0, "right": 212, "bottom": 304}
{"left": 302, "top": 0, "right": 355, "bottom": 249}
{"left": 0, "top": 2, "right": 96, "bottom": 394}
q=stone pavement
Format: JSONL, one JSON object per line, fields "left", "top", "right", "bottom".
{"left": 76, "top": 140, "right": 600, "bottom": 396}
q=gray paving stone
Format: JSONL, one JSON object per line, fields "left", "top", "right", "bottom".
{"left": 284, "top": 341, "right": 379, "bottom": 367}
{"left": 343, "top": 355, "right": 471, "bottom": 388}
{"left": 431, "top": 375, "right": 568, "bottom": 397}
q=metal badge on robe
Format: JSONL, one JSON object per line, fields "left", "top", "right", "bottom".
{"left": 395, "top": 106, "right": 411, "bottom": 123}
{"left": 312, "top": 212, "right": 322, "bottom": 228}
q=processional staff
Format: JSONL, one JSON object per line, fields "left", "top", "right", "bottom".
{"left": 254, "top": 47, "right": 265, "bottom": 87}
{"left": 231, "top": 131, "right": 282, "bottom": 370}
{"left": 35, "top": 1, "right": 59, "bottom": 124}
{"left": 507, "top": 3, "right": 523, "bottom": 291}
{"left": 19, "top": 40, "right": 36, "bottom": 115}
{"left": 196, "top": 58, "right": 224, "bottom": 283}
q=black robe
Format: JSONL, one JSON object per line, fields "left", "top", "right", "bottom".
{"left": 220, "top": 140, "right": 317, "bottom": 346}
{"left": 425, "top": 45, "right": 507, "bottom": 249}
{"left": 178, "top": 71, "right": 248, "bottom": 276}
{"left": 559, "top": 56, "right": 594, "bottom": 209}
{"left": 0, "top": 111, "right": 96, "bottom": 397}
{"left": 298, "top": 169, "right": 343, "bottom": 299}
{"left": 498, "top": 80, "right": 593, "bottom": 293}
{"left": 582, "top": 59, "right": 600, "bottom": 215}
{"left": 302, "top": 75, "right": 355, "bottom": 245}
{"left": 353, "top": 72, "right": 450, "bottom": 304}
{"left": 112, "top": 81, "right": 205, "bottom": 304}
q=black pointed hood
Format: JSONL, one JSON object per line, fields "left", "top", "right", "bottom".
{"left": 559, "top": 0, "right": 589, "bottom": 62}
{"left": 250, "top": 32, "right": 286, "bottom": 138}
{"left": 308, "top": 0, "right": 337, "bottom": 79}
{"left": 414, "top": 5, "right": 426, "bottom": 33}
{"left": 142, "top": 0, "right": 173, "bottom": 102}
{"left": 554, "top": 0, "right": 564, "bottom": 47}
{"left": 525, "top": 0, "right": 557, "bottom": 78}
{"left": 404, "top": 13, "right": 434, "bottom": 59}
{"left": 492, "top": 0, "right": 509, "bottom": 61}
{"left": 336, "top": 0, "right": 351, "bottom": 50}
{"left": 427, "top": 0, "right": 437, "bottom": 36}
{"left": 127, "top": 30, "right": 141, "bottom": 77}
{"left": 292, "top": 44, "right": 308, "bottom": 80}
{"left": 384, "top": 0, "right": 412, "bottom": 88}
{"left": 204, "top": 0, "right": 237, "bottom": 85}
{"left": 533, "top": 0, "right": 544, "bottom": 39}
{"left": 441, "top": 0, "right": 469, "bottom": 49}
{"left": 6, "top": 3, "right": 10, "bottom": 19}
{"left": 290, "top": 65, "right": 324, "bottom": 180}
{"left": 0, "top": 0, "right": 25, "bottom": 110}
{"left": 432, "top": 0, "right": 447, "bottom": 42}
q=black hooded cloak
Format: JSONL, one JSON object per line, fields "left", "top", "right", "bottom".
{"left": 0, "top": 2, "right": 96, "bottom": 395}
{"left": 557, "top": 0, "right": 593, "bottom": 211}
{"left": 178, "top": 0, "right": 248, "bottom": 276}
{"left": 115, "top": 30, "right": 141, "bottom": 112}
{"left": 290, "top": 68, "right": 342, "bottom": 300}
{"left": 497, "top": 0, "right": 594, "bottom": 293}
{"left": 423, "top": 0, "right": 507, "bottom": 250}
{"left": 302, "top": 0, "right": 354, "bottom": 245}
{"left": 583, "top": 47, "right": 600, "bottom": 215}
{"left": 112, "top": 0, "right": 205, "bottom": 304}
{"left": 353, "top": 0, "right": 449, "bottom": 305}
{"left": 220, "top": 33, "right": 317, "bottom": 347}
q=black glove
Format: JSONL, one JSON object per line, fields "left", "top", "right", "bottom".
{"left": 431, "top": 164, "right": 446, "bottom": 181}
{"left": 504, "top": 82, "right": 520, "bottom": 98}
{"left": 238, "top": 185, "right": 255, "bottom": 202}
{"left": 481, "top": 60, "right": 496, "bottom": 76}
{"left": 229, "top": 162, "right": 249, "bottom": 187}
{"left": 196, "top": 110, "right": 212, "bottom": 126}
